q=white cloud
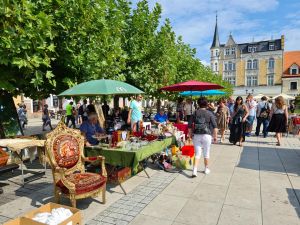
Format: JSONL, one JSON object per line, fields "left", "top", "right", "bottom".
{"left": 132, "top": 0, "right": 299, "bottom": 60}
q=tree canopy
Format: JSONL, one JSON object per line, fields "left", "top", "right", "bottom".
{"left": 0, "top": 0, "right": 232, "bottom": 99}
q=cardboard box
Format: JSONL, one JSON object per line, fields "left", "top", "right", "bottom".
{"left": 4, "top": 202, "right": 82, "bottom": 225}
{"left": 4, "top": 217, "right": 35, "bottom": 225}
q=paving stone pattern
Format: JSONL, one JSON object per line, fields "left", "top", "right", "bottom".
{"left": 87, "top": 172, "right": 178, "bottom": 225}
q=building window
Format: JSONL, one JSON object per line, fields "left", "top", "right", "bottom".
{"left": 269, "top": 43, "right": 275, "bottom": 50}
{"left": 224, "top": 63, "right": 228, "bottom": 71}
{"left": 225, "top": 49, "right": 230, "bottom": 55}
{"left": 214, "top": 62, "right": 218, "bottom": 72}
{"left": 248, "top": 46, "right": 252, "bottom": 53}
{"left": 253, "top": 46, "right": 257, "bottom": 52}
{"left": 252, "top": 59, "right": 258, "bottom": 69}
{"left": 291, "top": 68, "right": 297, "bottom": 75}
{"left": 268, "top": 58, "right": 275, "bottom": 69}
{"left": 228, "top": 61, "right": 232, "bottom": 71}
{"left": 53, "top": 95, "right": 59, "bottom": 108}
{"left": 267, "top": 75, "right": 274, "bottom": 86}
{"left": 290, "top": 82, "right": 297, "bottom": 90}
{"left": 232, "top": 63, "right": 236, "bottom": 71}
{"left": 225, "top": 77, "right": 236, "bottom": 86}
{"left": 247, "top": 76, "right": 258, "bottom": 87}
{"left": 247, "top": 60, "right": 252, "bottom": 69}
{"left": 231, "top": 48, "right": 235, "bottom": 55}
{"left": 215, "top": 50, "right": 219, "bottom": 56}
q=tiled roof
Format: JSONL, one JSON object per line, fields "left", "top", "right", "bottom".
{"left": 283, "top": 51, "right": 300, "bottom": 75}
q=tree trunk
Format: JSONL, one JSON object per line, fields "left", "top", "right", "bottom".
{"left": 156, "top": 98, "right": 161, "bottom": 112}
{"left": 113, "top": 95, "right": 119, "bottom": 109}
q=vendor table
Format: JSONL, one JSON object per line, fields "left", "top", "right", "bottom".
{"left": 174, "top": 123, "right": 189, "bottom": 138}
{"left": 85, "top": 137, "right": 175, "bottom": 175}
{"left": 0, "top": 138, "right": 46, "bottom": 186}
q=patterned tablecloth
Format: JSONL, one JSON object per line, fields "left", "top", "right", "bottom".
{"left": 0, "top": 139, "right": 45, "bottom": 153}
{"left": 85, "top": 137, "right": 176, "bottom": 174}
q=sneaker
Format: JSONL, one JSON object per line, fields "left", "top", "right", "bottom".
{"left": 191, "top": 173, "right": 197, "bottom": 178}
{"left": 204, "top": 167, "right": 210, "bottom": 175}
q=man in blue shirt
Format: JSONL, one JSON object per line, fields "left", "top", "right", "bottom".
{"left": 127, "top": 95, "right": 143, "bottom": 132}
{"left": 154, "top": 108, "right": 169, "bottom": 125}
{"left": 80, "top": 113, "right": 105, "bottom": 146}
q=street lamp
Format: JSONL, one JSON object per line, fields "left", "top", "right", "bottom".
{"left": 245, "top": 89, "right": 254, "bottom": 95}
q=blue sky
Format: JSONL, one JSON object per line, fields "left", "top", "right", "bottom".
{"left": 132, "top": 0, "right": 300, "bottom": 65}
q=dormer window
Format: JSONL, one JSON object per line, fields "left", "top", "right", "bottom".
{"left": 269, "top": 43, "right": 275, "bottom": 50}
{"left": 215, "top": 50, "right": 219, "bottom": 56}
{"left": 290, "top": 64, "right": 299, "bottom": 75}
{"left": 248, "top": 46, "right": 252, "bottom": 52}
{"left": 253, "top": 46, "right": 257, "bottom": 52}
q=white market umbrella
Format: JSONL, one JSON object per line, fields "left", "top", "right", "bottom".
{"left": 253, "top": 94, "right": 269, "bottom": 100}
{"left": 272, "top": 93, "right": 295, "bottom": 100}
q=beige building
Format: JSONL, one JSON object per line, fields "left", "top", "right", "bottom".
{"left": 210, "top": 16, "right": 284, "bottom": 98}
{"left": 282, "top": 51, "right": 300, "bottom": 97}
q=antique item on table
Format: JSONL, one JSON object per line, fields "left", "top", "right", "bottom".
{"left": 0, "top": 147, "right": 9, "bottom": 167}
{"left": 45, "top": 121, "right": 107, "bottom": 208}
{"left": 106, "top": 165, "right": 131, "bottom": 184}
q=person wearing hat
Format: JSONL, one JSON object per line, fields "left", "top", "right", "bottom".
{"left": 153, "top": 108, "right": 169, "bottom": 125}
{"left": 80, "top": 113, "right": 105, "bottom": 146}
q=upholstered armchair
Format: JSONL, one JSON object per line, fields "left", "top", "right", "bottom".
{"left": 45, "top": 121, "right": 107, "bottom": 208}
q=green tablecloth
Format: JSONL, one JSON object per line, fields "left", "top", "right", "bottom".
{"left": 85, "top": 137, "right": 175, "bottom": 174}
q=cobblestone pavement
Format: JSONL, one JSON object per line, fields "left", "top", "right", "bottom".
{"left": 87, "top": 172, "right": 178, "bottom": 225}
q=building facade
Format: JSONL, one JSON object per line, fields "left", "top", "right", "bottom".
{"left": 282, "top": 51, "right": 300, "bottom": 97}
{"left": 210, "top": 16, "right": 284, "bottom": 98}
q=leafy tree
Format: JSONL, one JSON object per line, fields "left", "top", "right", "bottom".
{"left": 0, "top": 0, "right": 232, "bottom": 100}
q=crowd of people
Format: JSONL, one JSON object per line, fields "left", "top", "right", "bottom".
{"left": 35, "top": 93, "right": 294, "bottom": 178}
{"left": 186, "top": 94, "right": 291, "bottom": 177}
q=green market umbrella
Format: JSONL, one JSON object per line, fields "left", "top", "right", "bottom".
{"left": 58, "top": 79, "right": 144, "bottom": 96}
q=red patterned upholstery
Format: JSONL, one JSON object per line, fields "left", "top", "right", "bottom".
{"left": 57, "top": 172, "right": 106, "bottom": 195}
{"left": 53, "top": 135, "right": 80, "bottom": 168}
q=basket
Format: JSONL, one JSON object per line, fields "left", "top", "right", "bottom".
{"left": 0, "top": 147, "right": 9, "bottom": 167}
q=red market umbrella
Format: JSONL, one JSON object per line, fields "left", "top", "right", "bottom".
{"left": 159, "top": 80, "right": 223, "bottom": 92}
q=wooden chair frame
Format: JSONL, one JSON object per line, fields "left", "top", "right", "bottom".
{"left": 45, "top": 121, "right": 107, "bottom": 208}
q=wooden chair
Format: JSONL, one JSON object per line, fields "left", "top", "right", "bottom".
{"left": 45, "top": 121, "right": 106, "bottom": 208}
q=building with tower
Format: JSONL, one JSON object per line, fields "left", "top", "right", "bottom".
{"left": 210, "top": 16, "right": 284, "bottom": 98}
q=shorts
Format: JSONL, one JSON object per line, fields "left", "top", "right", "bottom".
{"left": 247, "top": 116, "right": 255, "bottom": 126}
{"left": 193, "top": 134, "right": 212, "bottom": 159}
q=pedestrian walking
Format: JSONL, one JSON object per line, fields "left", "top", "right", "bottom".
{"left": 255, "top": 96, "right": 270, "bottom": 138}
{"left": 66, "top": 101, "right": 76, "bottom": 128}
{"left": 17, "top": 104, "right": 27, "bottom": 129}
{"left": 127, "top": 94, "right": 143, "bottom": 132}
{"left": 216, "top": 98, "right": 230, "bottom": 143}
{"left": 268, "top": 96, "right": 288, "bottom": 146}
{"left": 76, "top": 102, "right": 82, "bottom": 124}
{"left": 229, "top": 96, "right": 249, "bottom": 147}
{"left": 184, "top": 99, "right": 195, "bottom": 122}
{"left": 176, "top": 98, "right": 184, "bottom": 122}
{"left": 78, "top": 99, "right": 88, "bottom": 121}
{"left": 42, "top": 104, "right": 53, "bottom": 131}
{"left": 188, "top": 98, "right": 218, "bottom": 177}
{"left": 245, "top": 94, "right": 257, "bottom": 136}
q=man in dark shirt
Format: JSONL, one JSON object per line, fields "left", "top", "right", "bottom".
{"left": 188, "top": 98, "right": 217, "bottom": 177}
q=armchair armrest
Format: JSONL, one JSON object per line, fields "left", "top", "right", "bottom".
{"left": 84, "top": 156, "right": 107, "bottom": 178}
{"left": 54, "top": 167, "right": 76, "bottom": 191}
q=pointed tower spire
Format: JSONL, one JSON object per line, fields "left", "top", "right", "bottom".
{"left": 211, "top": 12, "right": 220, "bottom": 48}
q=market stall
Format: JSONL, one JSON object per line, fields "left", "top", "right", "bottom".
{"left": 0, "top": 138, "right": 46, "bottom": 185}
{"left": 85, "top": 136, "right": 176, "bottom": 175}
